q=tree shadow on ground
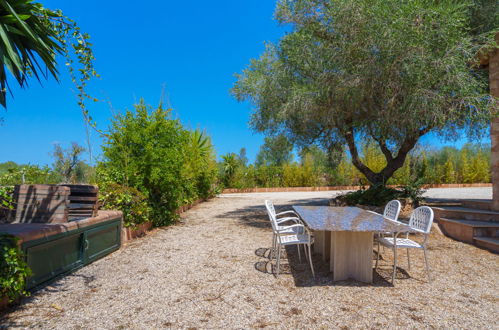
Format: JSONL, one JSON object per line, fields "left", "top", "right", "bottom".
{"left": 216, "top": 197, "right": 330, "bottom": 230}
{"left": 224, "top": 196, "right": 417, "bottom": 287}
{"left": 254, "top": 243, "right": 420, "bottom": 287}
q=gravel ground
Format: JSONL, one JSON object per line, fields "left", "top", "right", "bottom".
{"left": 1, "top": 189, "right": 498, "bottom": 329}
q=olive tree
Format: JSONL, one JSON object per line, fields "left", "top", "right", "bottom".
{"left": 232, "top": 0, "right": 496, "bottom": 186}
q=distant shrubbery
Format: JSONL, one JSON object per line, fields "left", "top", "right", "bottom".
{"left": 98, "top": 100, "right": 218, "bottom": 227}
{"left": 220, "top": 142, "right": 491, "bottom": 189}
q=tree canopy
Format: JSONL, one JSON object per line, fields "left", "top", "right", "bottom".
{"left": 232, "top": 0, "right": 497, "bottom": 185}
{"left": 255, "top": 134, "right": 294, "bottom": 167}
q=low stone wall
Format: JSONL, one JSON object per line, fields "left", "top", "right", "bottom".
{"left": 222, "top": 183, "right": 492, "bottom": 194}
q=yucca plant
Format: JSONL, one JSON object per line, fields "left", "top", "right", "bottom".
{"left": 0, "top": 0, "right": 62, "bottom": 107}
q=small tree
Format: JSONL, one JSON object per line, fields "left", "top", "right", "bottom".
{"left": 51, "top": 142, "right": 87, "bottom": 183}
{"left": 255, "top": 134, "right": 293, "bottom": 167}
{"left": 233, "top": 0, "right": 496, "bottom": 186}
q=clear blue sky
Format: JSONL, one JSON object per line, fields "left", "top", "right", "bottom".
{"left": 0, "top": 0, "right": 288, "bottom": 165}
{"left": 0, "top": 1, "right": 489, "bottom": 166}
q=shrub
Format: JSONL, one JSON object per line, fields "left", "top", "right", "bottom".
{"left": 341, "top": 182, "right": 426, "bottom": 207}
{"left": 0, "top": 186, "right": 14, "bottom": 221}
{"left": 98, "top": 182, "right": 151, "bottom": 228}
{"left": 0, "top": 165, "right": 57, "bottom": 186}
{"left": 99, "top": 99, "right": 218, "bottom": 226}
{"left": 343, "top": 185, "right": 402, "bottom": 207}
{"left": 0, "top": 234, "right": 31, "bottom": 302}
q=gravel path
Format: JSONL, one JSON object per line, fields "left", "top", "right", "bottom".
{"left": 1, "top": 189, "right": 498, "bottom": 329}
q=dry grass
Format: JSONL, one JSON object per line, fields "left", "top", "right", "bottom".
{"left": 1, "top": 192, "right": 498, "bottom": 329}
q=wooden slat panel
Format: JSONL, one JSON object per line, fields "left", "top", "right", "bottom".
{"left": 68, "top": 203, "right": 95, "bottom": 209}
{"left": 67, "top": 196, "right": 98, "bottom": 202}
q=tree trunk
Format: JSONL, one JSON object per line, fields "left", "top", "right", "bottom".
{"left": 344, "top": 128, "right": 425, "bottom": 186}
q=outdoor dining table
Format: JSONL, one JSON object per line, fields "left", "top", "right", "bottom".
{"left": 292, "top": 205, "right": 411, "bottom": 283}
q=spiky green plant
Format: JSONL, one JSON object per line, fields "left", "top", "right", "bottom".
{"left": 0, "top": 0, "right": 62, "bottom": 107}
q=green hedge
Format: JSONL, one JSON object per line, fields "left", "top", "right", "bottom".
{"left": 98, "top": 100, "right": 218, "bottom": 227}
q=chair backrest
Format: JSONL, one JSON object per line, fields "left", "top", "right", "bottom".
{"left": 264, "top": 200, "right": 278, "bottom": 230}
{"left": 409, "top": 206, "right": 434, "bottom": 234}
{"left": 383, "top": 200, "right": 401, "bottom": 222}
{"left": 265, "top": 200, "right": 276, "bottom": 217}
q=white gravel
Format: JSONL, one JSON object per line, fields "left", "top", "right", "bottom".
{"left": 1, "top": 189, "right": 498, "bottom": 329}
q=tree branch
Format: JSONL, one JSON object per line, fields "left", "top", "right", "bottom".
{"left": 344, "top": 127, "right": 378, "bottom": 182}
{"left": 373, "top": 136, "right": 393, "bottom": 162}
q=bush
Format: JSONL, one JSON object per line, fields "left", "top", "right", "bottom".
{"left": 340, "top": 182, "right": 426, "bottom": 207}
{"left": 99, "top": 99, "right": 218, "bottom": 226}
{"left": 0, "top": 234, "right": 31, "bottom": 302}
{"left": 0, "top": 186, "right": 14, "bottom": 221}
{"left": 98, "top": 183, "right": 151, "bottom": 228}
{"left": 343, "top": 185, "right": 402, "bottom": 207}
{"left": 0, "top": 165, "right": 57, "bottom": 186}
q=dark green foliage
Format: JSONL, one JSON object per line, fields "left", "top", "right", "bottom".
{"left": 98, "top": 182, "right": 151, "bottom": 228}
{"left": 233, "top": 0, "right": 495, "bottom": 186}
{"left": 0, "top": 233, "right": 31, "bottom": 302}
{"left": 0, "top": 164, "right": 58, "bottom": 185}
{"left": 400, "top": 179, "right": 426, "bottom": 205}
{"left": 344, "top": 185, "right": 402, "bottom": 207}
{"left": 469, "top": 0, "right": 499, "bottom": 36}
{"left": 99, "top": 99, "right": 218, "bottom": 227}
{"left": 0, "top": 185, "right": 14, "bottom": 220}
{"left": 255, "top": 134, "right": 293, "bottom": 167}
{"left": 0, "top": 161, "right": 18, "bottom": 175}
{"left": 343, "top": 182, "right": 425, "bottom": 207}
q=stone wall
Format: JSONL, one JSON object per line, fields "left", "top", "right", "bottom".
{"left": 222, "top": 183, "right": 492, "bottom": 194}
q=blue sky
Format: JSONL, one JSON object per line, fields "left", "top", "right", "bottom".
{"left": 0, "top": 1, "right": 287, "bottom": 165}
{"left": 0, "top": 1, "right": 490, "bottom": 166}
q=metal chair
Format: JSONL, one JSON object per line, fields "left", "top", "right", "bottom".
{"left": 384, "top": 200, "right": 402, "bottom": 221}
{"left": 376, "top": 206, "right": 434, "bottom": 284}
{"left": 264, "top": 200, "right": 303, "bottom": 260}
{"left": 265, "top": 200, "right": 302, "bottom": 222}
{"left": 375, "top": 200, "right": 402, "bottom": 251}
{"left": 267, "top": 207, "right": 315, "bottom": 278}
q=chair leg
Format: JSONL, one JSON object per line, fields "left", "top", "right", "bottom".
{"left": 276, "top": 244, "right": 281, "bottom": 276}
{"left": 297, "top": 243, "right": 302, "bottom": 263}
{"left": 269, "top": 233, "right": 275, "bottom": 260}
{"left": 307, "top": 243, "right": 315, "bottom": 278}
{"left": 375, "top": 240, "right": 380, "bottom": 269}
{"left": 423, "top": 247, "right": 431, "bottom": 283}
{"left": 407, "top": 248, "right": 411, "bottom": 271}
{"left": 392, "top": 245, "right": 398, "bottom": 285}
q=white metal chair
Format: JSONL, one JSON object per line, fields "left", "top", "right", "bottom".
{"left": 384, "top": 200, "right": 402, "bottom": 222}
{"left": 375, "top": 200, "right": 402, "bottom": 251}
{"left": 265, "top": 200, "right": 302, "bottom": 222}
{"left": 264, "top": 200, "right": 303, "bottom": 260}
{"left": 267, "top": 207, "right": 315, "bottom": 278}
{"left": 376, "top": 206, "right": 434, "bottom": 284}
